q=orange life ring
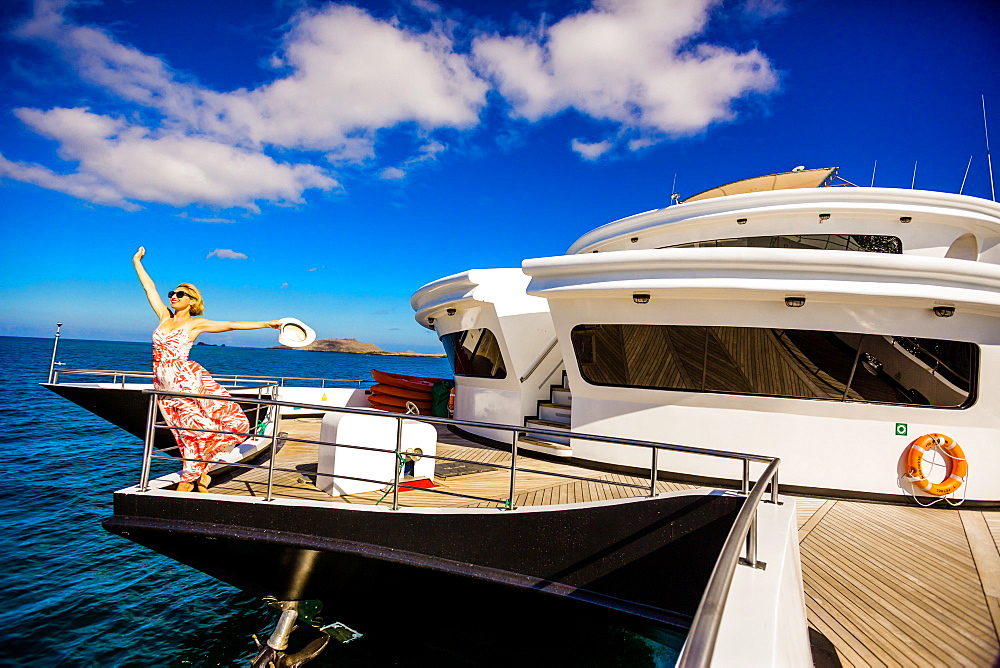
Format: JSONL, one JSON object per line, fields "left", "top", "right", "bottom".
{"left": 904, "top": 433, "right": 968, "bottom": 496}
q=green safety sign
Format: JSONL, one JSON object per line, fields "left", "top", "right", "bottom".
{"left": 895, "top": 423, "right": 908, "bottom": 436}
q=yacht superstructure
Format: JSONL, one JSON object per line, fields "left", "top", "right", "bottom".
{"left": 413, "top": 169, "right": 1000, "bottom": 504}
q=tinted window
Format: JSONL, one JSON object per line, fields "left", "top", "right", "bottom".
{"left": 441, "top": 329, "right": 507, "bottom": 379}
{"left": 571, "top": 325, "right": 975, "bottom": 408}
{"left": 665, "top": 234, "right": 902, "bottom": 253}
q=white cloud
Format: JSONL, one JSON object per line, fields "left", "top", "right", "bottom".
{"left": 206, "top": 248, "right": 249, "bottom": 259}
{"left": 280, "top": 282, "right": 289, "bottom": 289}
{"left": 2, "top": 0, "right": 782, "bottom": 206}
{"left": 474, "top": 0, "right": 778, "bottom": 153}
{"left": 229, "top": 5, "right": 488, "bottom": 151}
{"left": 5, "top": 1, "right": 488, "bottom": 208}
{"left": 3, "top": 107, "right": 337, "bottom": 210}
{"left": 380, "top": 167, "right": 406, "bottom": 180}
{"left": 571, "top": 139, "right": 614, "bottom": 160}
{"left": 182, "top": 215, "right": 237, "bottom": 224}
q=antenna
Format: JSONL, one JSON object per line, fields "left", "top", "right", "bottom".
{"left": 911, "top": 161, "right": 917, "bottom": 189}
{"left": 870, "top": 159, "right": 877, "bottom": 187}
{"left": 960, "top": 155, "right": 973, "bottom": 195}
{"left": 670, "top": 173, "right": 679, "bottom": 205}
{"left": 984, "top": 95, "right": 996, "bottom": 201}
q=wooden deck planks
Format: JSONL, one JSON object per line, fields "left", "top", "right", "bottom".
{"left": 799, "top": 499, "right": 999, "bottom": 667}
{"left": 201, "top": 418, "right": 1000, "bottom": 666}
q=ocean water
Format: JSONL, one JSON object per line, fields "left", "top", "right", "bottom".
{"left": 0, "top": 336, "right": 678, "bottom": 667}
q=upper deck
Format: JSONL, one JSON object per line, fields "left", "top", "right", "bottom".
{"left": 567, "top": 187, "right": 1000, "bottom": 264}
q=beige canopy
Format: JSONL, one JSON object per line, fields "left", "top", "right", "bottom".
{"left": 683, "top": 167, "right": 840, "bottom": 203}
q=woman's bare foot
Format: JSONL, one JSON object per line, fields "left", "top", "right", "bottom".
{"left": 196, "top": 472, "right": 211, "bottom": 493}
{"left": 177, "top": 481, "right": 194, "bottom": 492}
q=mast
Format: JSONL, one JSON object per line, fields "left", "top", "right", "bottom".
{"left": 984, "top": 95, "right": 996, "bottom": 201}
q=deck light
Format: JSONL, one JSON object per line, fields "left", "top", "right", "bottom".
{"left": 785, "top": 296, "right": 806, "bottom": 308}
{"left": 427, "top": 317, "right": 435, "bottom": 325}
{"left": 818, "top": 213, "right": 831, "bottom": 222}
{"left": 633, "top": 293, "right": 650, "bottom": 304}
{"left": 447, "top": 308, "right": 456, "bottom": 316}
{"left": 737, "top": 218, "right": 747, "bottom": 225}
{"left": 630, "top": 237, "right": 639, "bottom": 243}
{"left": 899, "top": 216, "right": 912, "bottom": 224}
{"left": 933, "top": 305, "right": 955, "bottom": 318}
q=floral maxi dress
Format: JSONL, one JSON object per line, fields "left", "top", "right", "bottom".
{"left": 153, "top": 327, "right": 249, "bottom": 483}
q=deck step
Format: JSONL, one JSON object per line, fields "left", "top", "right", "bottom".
{"left": 551, "top": 387, "right": 572, "bottom": 406}
{"left": 523, "top": 418, "right": 569, "bottom": 445}
{"left": 517, "top": 435, "right": 573, "bottom": 457}
{"left": 538, "top": 402, "right": 572, "bottom": 424}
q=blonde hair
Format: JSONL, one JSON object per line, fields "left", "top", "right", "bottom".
{"left": 176, "top": 283, "right": 205, "bottom": 316}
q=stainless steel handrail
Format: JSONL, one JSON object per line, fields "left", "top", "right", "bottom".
{"left": 518, "top": 338, "right": 558, "bottom": 383}
{"left": 676, "top": 458, "right": 781, "bottom": 668}
{"left": 49, "top": 367, "right": 372, "bottom": 388}
{"left": 141, "top": 388, "right": 775, "bottom": 467}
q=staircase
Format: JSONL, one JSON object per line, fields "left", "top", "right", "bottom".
{"left": 518, "top": 371, "right": 573, "bottom": 457}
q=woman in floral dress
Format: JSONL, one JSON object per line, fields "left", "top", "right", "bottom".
{"left": 133, "top": 247, "right": 280, "bottom": 492}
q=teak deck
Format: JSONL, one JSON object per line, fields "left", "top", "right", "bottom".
{"left": 202, "top": 417, "right": 1000, "bottom": 666}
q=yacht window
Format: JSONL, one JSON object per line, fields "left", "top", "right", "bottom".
{"left": 664, "top": 234, "right": 902, "bottom": 253}
{"left": 440, "top": 328, "right": 508, "bottom": 379}
{"left": 571, "top": 324, "right": 976, "bottom": 408}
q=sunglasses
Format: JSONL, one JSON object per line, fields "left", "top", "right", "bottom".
{"left": 168, "top": 291, "right": 194, "bottom": 299}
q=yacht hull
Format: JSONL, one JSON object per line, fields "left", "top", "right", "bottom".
{"left": 103, "top": 489, "right": 742, "bottom": 629}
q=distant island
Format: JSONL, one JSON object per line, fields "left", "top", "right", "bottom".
{"left": 270, "top": 337, "right": 445, "bottom": 358}
{"left": 195, "top": 341, "right": 225, "bottom": 347}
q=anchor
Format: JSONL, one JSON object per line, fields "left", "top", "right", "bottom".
{"left": 250, "top": 600, "right": 362, "bottom": 667}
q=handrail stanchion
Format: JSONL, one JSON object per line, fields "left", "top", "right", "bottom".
{"left": 770, "top": 469, "right": 779, "bottom": 504}
{"left": 391, "top": 417, "right": 403, "bottom": 511}
{"left": 508, "top": 430, "right": 519, "bottom": 510}
{"left": 47, "top": 322, "right": 63, "bottom": 384}
{"left": 265, "top": 397, "right": 281, "bottom": 502}
{"left": 139, "top": 393, "right": 157, "bottom": 492}
{"left": 649, "top": 445, "right": 659, "bottom": 497}
{"left": 741, "top": 460, "right": 749, "bottom": 494}
{"left": 745, "top": 510, "right": 758, "bottom": 567}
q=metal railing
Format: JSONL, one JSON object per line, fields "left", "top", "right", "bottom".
{"left": 676, "top": 458, "right": 780, "bottom": 668}
{"left": 137, "top": 387, "right": 778, "bottom": 556}
{"left": 519, "top": 337, "right": 559, "bottom": 383}
{"left": 49, "top": 367, "right": 372, "bottom": 389}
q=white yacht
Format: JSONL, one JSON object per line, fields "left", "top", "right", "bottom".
{"left": 413, "top": 167, "right": 1000, "bottom": 505}
{"left": 48, "top": 167, "right": 1000, "bottom": 666}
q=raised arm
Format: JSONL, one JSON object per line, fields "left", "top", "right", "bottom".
{"left": 191, "top": 319, "right": 282, "bottom": 338}
{"left": 133, "top": 247, "right": 170, "bottom": 321}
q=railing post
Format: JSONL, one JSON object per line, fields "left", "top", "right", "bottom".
{"left": 139, "top": 393, "right": 157, "bottom": 492}
{"left": 507, "top": 430, "right": 519, "bottom": 510}
{"left": 741, "top": 460, "right": 749, "bottom": 494}
{"left": 391, "top": 417, "right": 403, "bottom": 511}
{"left": 47, "top": 322, "right": 62, "bottom": 384}
{"left": 770, "top": 468, "right": 779, "bottom": 504}
{"left": 648, "top": 445, "right": 659, "bottom": 497}
{"left": 745, "top": 510, "right": 758, "bottom": 567}
{"left": 265, "top": 398, "right": 282, "bottom": 502}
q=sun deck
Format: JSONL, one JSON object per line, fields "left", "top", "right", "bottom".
{"left": 199, "top": 416, "right": 1000, "bottom": 666}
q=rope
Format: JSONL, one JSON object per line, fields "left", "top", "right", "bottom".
{"left": 375, "top": 451, "right": 407, "bottom": 506}
{"left": 900, "top": 443, "right": 968, "bottom": 507}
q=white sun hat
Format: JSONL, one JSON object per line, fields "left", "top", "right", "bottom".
{"left": 277, "top": 317, "right": 316, "bottom": 347}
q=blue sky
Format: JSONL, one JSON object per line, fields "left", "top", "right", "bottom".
{"left": 1, "top": 0, "right": 998, "bottom": 352}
